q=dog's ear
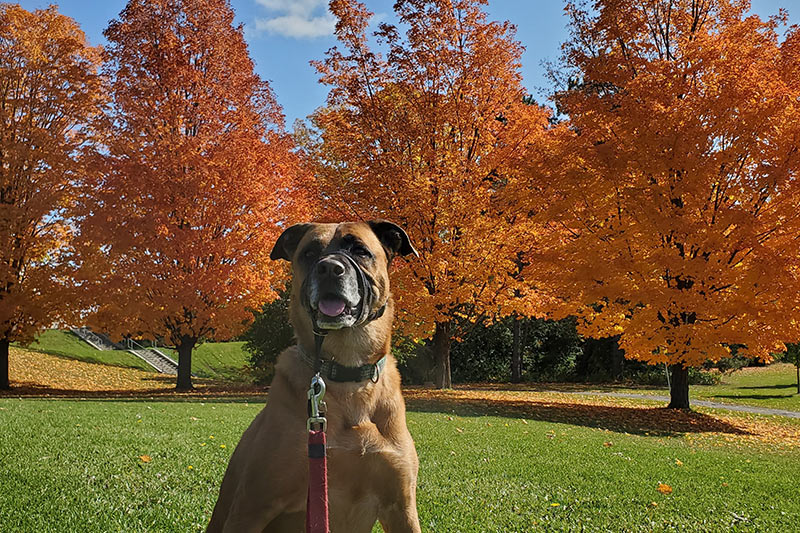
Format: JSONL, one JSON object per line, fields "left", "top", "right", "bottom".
{"left": 368, "top": 220, "right": 418, "bottom": 261}
{"left": 270, "top": 223, "right": 314, "bottom": 262}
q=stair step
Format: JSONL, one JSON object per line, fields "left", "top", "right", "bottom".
{"left": 128, "top": 348, "right": 179, "bottom": 375}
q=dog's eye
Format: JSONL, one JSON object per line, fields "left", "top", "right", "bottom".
{"left": 302, "top": 248, "right": 317, "bottom": 260}
{"left": 352, "top": 245, "right": 371, "bottom": 258}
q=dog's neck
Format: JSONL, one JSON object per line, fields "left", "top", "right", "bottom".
{"left": 298, "top": 323, "right": 389, "bottom": 368}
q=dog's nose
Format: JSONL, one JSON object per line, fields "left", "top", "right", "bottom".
{"left": 316, "top": 257, "right": 346, "bottom": 278}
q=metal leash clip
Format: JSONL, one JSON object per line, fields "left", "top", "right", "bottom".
{"left": 307, "top": 373, "right": 327, "bottom": 432}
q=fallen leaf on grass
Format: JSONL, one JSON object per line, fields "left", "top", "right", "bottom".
{"left": 657, "top": 483, "right": 673, "bottom": 495}
{"left": 675, "top": 459, "right": 683, "bottom": 466}
{"left": 603, "top": 441, "right": 613, "bottom": 447}
{"left": 139, "top": 455, "right": 151, "bottom": 463}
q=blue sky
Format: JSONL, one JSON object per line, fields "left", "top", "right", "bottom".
{"left": 18, "top": 0, "right": 797, "bottom": 127}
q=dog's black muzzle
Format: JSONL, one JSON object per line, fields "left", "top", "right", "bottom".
{"left": 301, "top": 251, "right": 386, "bottom": 333}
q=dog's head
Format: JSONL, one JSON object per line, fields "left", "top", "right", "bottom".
{"left": 270, "top": 221, "right": 417, "bottom": 333}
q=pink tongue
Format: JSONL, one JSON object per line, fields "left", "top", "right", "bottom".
{"left": 319, "top": 298, "right": 346, "bottom": 317}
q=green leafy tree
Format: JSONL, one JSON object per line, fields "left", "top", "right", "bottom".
{"left": 240, "top": 289, "right": 294, "bottom": 384}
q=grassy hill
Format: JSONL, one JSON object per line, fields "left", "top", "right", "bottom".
{"left": 21, "top": 330, "right": 252, "bottom": 382}
{"left": 25, "top": 330, "right": 154, "bottom": 371}
{"left": 159, "top": 341, "right": 250, "bottom": 381}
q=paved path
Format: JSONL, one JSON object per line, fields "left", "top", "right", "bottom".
{"left": 555, "top": 390, "right": 800, "bottom": 419}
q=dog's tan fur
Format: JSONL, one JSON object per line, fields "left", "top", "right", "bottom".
{"left": 206, "top": 222, "right": 421, "bottom": 533}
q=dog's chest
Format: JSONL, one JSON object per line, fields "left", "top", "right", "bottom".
{"left": 326, "top": 395, "right": 393, "bottom": 456}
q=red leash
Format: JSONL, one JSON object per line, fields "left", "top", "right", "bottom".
{"left": 306, "top": 429, "right": 329, "bottom": 533}
{"left": 306, "top": 374, "right": 330, "bottom": 533}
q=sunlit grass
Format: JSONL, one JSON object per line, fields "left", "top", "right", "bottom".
{"left": 0, "top": 397, "right": 797, "bottom": 532}
{"left": 22, "top": 330, "right": 251, "bottom": 381}
{"left": 605, "top": 363, "right": 800, "bottom": 411}
{"left": 23, "top": 329, "right": 153, "bottom": 371}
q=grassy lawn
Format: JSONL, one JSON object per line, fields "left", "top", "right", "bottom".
{"left": 690, "top": 364, "right": 800, "bottom": 410}
{"left": 159, "top": 341, "right": 250, "bottom": 381}
{"left": 0, "top": 394, "right": 798, "bottom": 532}
{"left": 22, "top": 330, "right": 154, "bottom": 372}
{"left": 22, "top": 331, "right": 251, "bottom": 381}
{"left": 596, "top": 363, "right": 800, "bottom": 411}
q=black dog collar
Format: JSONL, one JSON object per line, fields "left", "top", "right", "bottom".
{"left": 297, "top": 345, "right": 386, "bottom": 383}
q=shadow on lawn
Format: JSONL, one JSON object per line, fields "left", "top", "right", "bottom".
{"left": 1, "top": 377, "right": 267, "bottom": 403}
{"left": 712, "top": 393, "right": 795, "bottom": 401}
{"left": 404, "top": 389, "right": 751, "bottom": 437}
{"left": 738, "top": 384, "right": 795, "bottom": 390}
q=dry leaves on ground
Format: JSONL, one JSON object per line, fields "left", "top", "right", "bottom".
{"left": 404, "top": 387, "right": 800, "bottom": 449}
{"left": 4, "top": 347, "right": 262, "bottom": 397}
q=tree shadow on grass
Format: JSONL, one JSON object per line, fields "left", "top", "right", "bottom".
{"left": 737, "top": 384, "right": 795, "bottom": 390}
{"left": 461, "top": 381, "right": 674, "bottom": 394}
{"left": 712, "top": 393, "right": 795, "bottom": 401}
{"left": 0, "top": 378, "right": 267, "bottom": 403}
{"left": 404, "top": 389, "right": 751, "bottom": 438}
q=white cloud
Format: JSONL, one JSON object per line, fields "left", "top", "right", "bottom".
{"left": 254, "top": 0, "right": 336, "bottom": 39}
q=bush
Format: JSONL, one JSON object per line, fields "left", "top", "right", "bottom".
{"left": 625, "top": 365, "right": 721, "bottom": 387}
{"left": 447, "top": 316, "right": 582, "bottom": 383}
{"left": 394, "top": 337, "right": 434, "bottom": 385}
{"left": 240, "top": 289, "right": 294, "bottom": 384}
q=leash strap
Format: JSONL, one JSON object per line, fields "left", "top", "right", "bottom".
{"left": 306, "top": 429, "right": 329, "bottom": 533}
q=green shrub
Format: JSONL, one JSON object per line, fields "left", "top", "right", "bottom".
{"left": 240, "top": 289, "right": 294, "bottom": 384}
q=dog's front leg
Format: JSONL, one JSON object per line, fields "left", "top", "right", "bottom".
{"left": 216, "top": 478, "right": 303, "bottom": 533}
{"left": 378, "top": 491, "right": 422, "bottom": 533}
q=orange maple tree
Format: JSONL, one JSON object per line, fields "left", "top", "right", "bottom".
{"left": 0, "top": 5, "right": 103, "bottom": 390}
{"left": 531, "top": 0, "right": 800, "bottom": 407}
{"left": 308, "top": 0, "right": 551, "bottom": 388}
{"left": 80, "top": 0, "right": 308, "bottom": 389}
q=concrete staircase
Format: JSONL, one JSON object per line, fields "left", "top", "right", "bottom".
{"left": 70, "top": 327, "right": 119, "bottom": 351}
{"left": 70, "top": 327, "right": 179, "bottom": 375}
{"left": 122, "top": 339, "right": 179, "bottom": 375}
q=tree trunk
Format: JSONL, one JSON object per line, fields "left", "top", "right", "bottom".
{"left": 176, "top": 337, "right": 196, "bottom": 391}
{"left": 667, "top": 364, "right": 690, "bottom": 409}
{"left": 0, "top": 338, "right": 9, "bottom": 390}
{"left": 511, "top": 315, "right": 522, "bottom": 383}
{"left": 796, "top": 363, "right": 799, "bottom": 395}
{"left": 432, "top": 321, "right": 452, "bottom": 389}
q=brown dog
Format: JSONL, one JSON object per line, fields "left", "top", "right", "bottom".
{"left": 206, "top": 221, "right": 421, "bottom": 533}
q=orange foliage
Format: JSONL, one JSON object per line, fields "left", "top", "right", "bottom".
{"left": 308, "top": 0, "right": 552, "bottom": 386}
{"left": 0, "top": 5, "right": 104, "bottom": 387}
{"left": 528, "top": 0, "right": 800, "bottom": 368}
{"left": 79, "top": 0, "right": 309, "bottom": 388}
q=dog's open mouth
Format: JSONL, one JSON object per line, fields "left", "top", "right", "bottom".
{"left": 318, "top": 296, "right": 348, "bottom": 317}
{"left": 314, "top": 295, "right": 359, "bottom": 329}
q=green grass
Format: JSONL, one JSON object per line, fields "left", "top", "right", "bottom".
{"left": 0, "top": 397, "right": 797, "bottom": 532}
{"left": 690, "top": 364, "right": 800, "bottom": 410}
{"left": 22, "top": 330, "right": 154, "bottom": 372}
{"left": 160, "top": 341, "right": 250, "bottom": 381}
{"left": 22, "top": 330, "right": 251, "bottom": 381}
{"left": 602, "top": 364, "right": 800, "bottom": 411}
